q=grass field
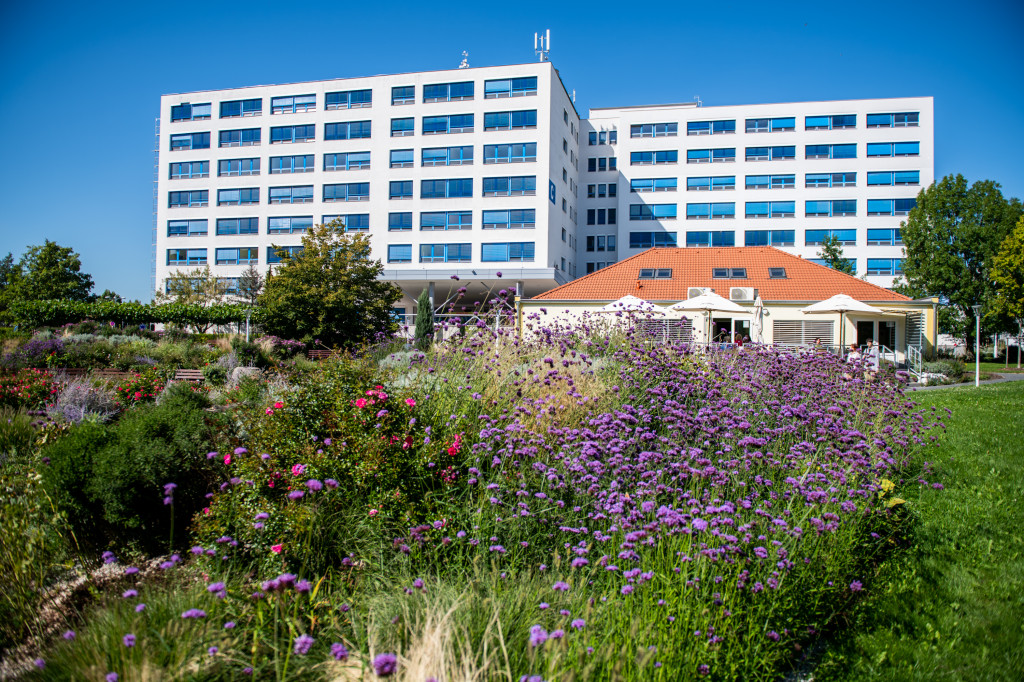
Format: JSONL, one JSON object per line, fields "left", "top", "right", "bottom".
{"left": 979, "top": 361, "right": 1024, "bottom": 374}
{"left": 816, "top": 381, "right": 1024, "bottom": 680}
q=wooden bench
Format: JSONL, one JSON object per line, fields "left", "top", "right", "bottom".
{"left": 308, "top": 349, "right": 333, "bottom": 360}
{"left": 173, "top": 369, "right": 205, "bottom": 382}
{"left": 94, "top": 369, "right": 130, "bottom": 382}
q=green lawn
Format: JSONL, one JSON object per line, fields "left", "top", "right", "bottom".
{"left": 979, "top": 361, "right": 1024, "bottom": 374}
{"left": 816, "top": 381, "right": 1024, "bottom": 680}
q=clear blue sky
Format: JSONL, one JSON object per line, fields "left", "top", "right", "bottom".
{"left": 1, "top": 0, "right": 1021, "bottom": 301}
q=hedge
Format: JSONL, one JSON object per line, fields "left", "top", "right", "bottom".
{"left": 6, "top": 300, "right": 262, "bottom": 328}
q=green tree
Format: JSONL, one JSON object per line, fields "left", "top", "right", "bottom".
{"left": 12, "top": 241, "right": 94, "bottom": 302}
{"left": 414, "top": 288, "right": 434, "bottom": 351}
{"left": 96, "top": 289, "right": 122, "bottom": 303}
{"left": 900, "top": 174, "right": 1022, "bottom": 349}
{"left": 155, "top": 266, "right": 226, "bottom": 332}
{"left": 816, "top": 234, "right": 855, "bottom": 274}
{"left": 991, "top": 215, "right": 1024, "bottom": 324}
{"left": 259, "top": 221, "right": 402, "bottom": 346}
{"left": 235, "top": 264, "right": 265, "bottom": 308}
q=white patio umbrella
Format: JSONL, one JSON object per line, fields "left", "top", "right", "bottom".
{"left": 596, "top": 295, "right": 667, "bottom": 315}
{"left": 751, "top": 295, "right": 765, "bottom": 344}
{"left": 801, "top": 294, "right": 885, "bottom": 349}
{"left": 668, "top": 291, "right": 747, "bottom": 344}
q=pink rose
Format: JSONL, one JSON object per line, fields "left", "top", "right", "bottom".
{"left": 354, "top": 398, "right": 367, "bottom": 408}
{"left": 270, "top": 544, "right": 283, "bottom": 554}
{"left": 405, "top": 398, "right": 416, "bottom": 407}
{"left": 369, "top": 509, "right": 379, "bottom": 517}
{"left": 266, "top": 409, "right": 274, "bottom": 415}
{"left": 224, "top": 455, "right": 232, "bottom": 465}
{"left": 274, "top": 401, "right": 283, "bottom": 409}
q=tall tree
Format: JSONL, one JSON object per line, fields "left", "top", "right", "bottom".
{"left": 13, "top": 240, "right": 94, "bottom": 301}
{"left": 991, "top": 215, "right": 1024, "bottom": 325}
{"left": 414, "top": 288, "right": 434, "bottom": 351}
{"left": 155, "top": 266, "right": 225, "bottom": 306}
{"left": 900, "top": 174, "right": 1022, "bottom": 348}
{"left": 259, "top": 221, "right": 402, "bottom": 346}
{"left": 235, "top": 264, "right": 265, "bottom": 309}
{"left": 816, "top": 235, "right": 855, "bottom": 274}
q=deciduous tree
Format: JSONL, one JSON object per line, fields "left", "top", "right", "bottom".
{"left": 816, "top": 235, "right": 855, "bottom": 275}
{"left": 259, "top": 221, "right": 402, "bottom": 346}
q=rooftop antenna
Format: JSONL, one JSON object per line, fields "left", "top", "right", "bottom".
{"left": 694, "top": 95, "right": 703, "bottom": 107}
{"left": 534, "top": 30, "right": 550, "bottom": 62}
{"left": 458, "top": 51, "right": 469, "bottom": 69}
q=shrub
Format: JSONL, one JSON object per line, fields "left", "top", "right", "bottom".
{"left": 0, "top": 337, "right": 65, "bottom": 370}
{"left": 0, "top": 369, "right": 61, "bottom": 410}
{"left": 923, "top": 358, "right": 966, "bottom": 382}
{"left": 112, "top": 369, "right": 165, "bottom": 409}
{"left": 41, "top": 382, "right": 219, "bottom": 551}
{"left": 231, "top": 337, "right": 266, "bottom": 368}
{"left": 0, "top": 407, "right": 37, "bottom": 464}
{"left": 202, "top": 363, "right": 228, "bottom": 386}
{"left": 46, "top": 379, "right": 118, "bottom": 424}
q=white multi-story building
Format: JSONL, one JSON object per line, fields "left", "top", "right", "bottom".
{"left": 580, "top": 97, "right": 933, "bottom": 286}
{"left": 155, "top": 62, "right": 580, "bottom": 316}
{"left": 154, "top": 62, "right": 932, "bottom": 314}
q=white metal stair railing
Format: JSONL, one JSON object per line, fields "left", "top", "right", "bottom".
{"left": 907, "top": 344, "right": 923, "bottom": 377}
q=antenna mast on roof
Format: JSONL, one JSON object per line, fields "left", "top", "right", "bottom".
{"left": 535, "top": 30, "right": 550, "bottom": 62}
{"left": 694, "top": 95, "right": 703, "bottom": 107}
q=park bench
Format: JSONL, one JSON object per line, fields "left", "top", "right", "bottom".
{"left": 93, "top": 369, "right": 129, "bottom": 382}
{"left": 308, "top": 349, "right": 333, "bottom": 360}
{"left": 172, "top": 369, "right": 205, "bottom": 382}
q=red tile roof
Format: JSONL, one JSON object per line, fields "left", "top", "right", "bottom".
{"left": 533, "top": 247, "right": 910, "bottom": 302}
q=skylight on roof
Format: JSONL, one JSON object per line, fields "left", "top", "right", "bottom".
{"left": 768, "top": 267, "right": 787, "bottom": 278}
{"left": 712, "top": 268, "right": 746, "bottom": 279}
{"left": 639, "top": 268, "right": 673, "bottom": 279}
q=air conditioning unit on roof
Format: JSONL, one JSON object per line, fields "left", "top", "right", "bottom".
{"left": 688, "top": 287, "right": 709, "bottom": 298}
{"left": 730, "top": 287, "right": 756, "bottom": 301}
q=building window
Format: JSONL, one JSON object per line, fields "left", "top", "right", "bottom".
{"left": 323, "top": 152, "right": 371, "bottom": 171}
{"left": 267, "top": 216, "right": 313, "bottom": 235}
{"left": 420, "top": 211, "right": 472, "bottom": 231}
{"left": 745, "top": 201, "right": 795, "bottom": 218}
{"left": 391, "top": 117, "right": 414, "bottom": 137}
{"left": 167, "top": 219, "right": 208, "bottom": 237}
{"left": 216, "top": 218, "right": 258, "bottom": 235}
{"left": 390, "top": 149, "right": 414, "bottom": 168}
{"left": 389, "top": 181, "right": 413, "bottom": 200}
{"left": 630, "top": 123, "right": 678, "bottom": 138}
{"left": 387, "top": 244, "right": 412, "bottom": 262}
{"left": 271, "top": 94, "right": 316, "bottom": 114}
{"left": 170, "top": 132, "right": 209, "bottom": 151}
{"left": 218, "top": 278, "right": 239, "bottom": 294}
{"left": 867, "top": 142, "right": 920, "bottom": 157}
{"left": 168, "top": 190, "right": 208, "bottom": 208}
{"left": 805, "top": 172, "right": 856, "bottom": 188}
{"left": 629, "top": 232, "right": 677, "bottom": 248}
{"left": 685, "top": 203, "right": 735, "bottom": 220}
{"left": 745, "top": 146, "right": 795, "bottom": 161}
{"left": 481, "top": 242, "right": 535, "bottom": 262}
{"left": 169, "top": 161, "right": 209, "bottom": 179}
{"left": 267, "top": 245, "right": 303, "bottom": 263}
{"left": 270, "top": 125, "right": 314, "bottom": 144}
{"left": 711, "top": 267, "right": 747, "bottom": 278}
{"left": 482, "top": 176, "right": 535, "bottom": 197}
{"left": 388, "top": 212, "right": 413, "bottom": 231}
{"left": 589, "top": 182, "right": 619, "bottom": 197}
{"left": 166, "top": 248, "right": 207, "bottom": 266}
{"left": 215, "top": 247, "right": 258, "bottom": 265}
{"left": 867, "top": 228, "right": 903, "bottom": 245}
{"left": 805, "top": 114, "right": 856, "bottom": 130}
{"left": 587, "top": 157, "right": 617, "bottom": 171}
{"left": 270, "top": 155, "right": 315, "bottom": 174}
{"left": 269, "top": 185, "right": 314, "bottom": 204}
{"left": 170, "top": 102, "right": 211, "bottom": 121}
{"left": 744, "top": 174, "right": 794, "bottom": 189}
{"left": 687, "top": 120, "right": 735, "bottom": 135}
{"left": 422, "top": 114, "right": 474, "bottom": 135}
{"left": 630, "top": 204, "right": 678, "bottom": 221}
{"left": 805, "top": 199, "right": 856, "bottom": 217}
{"left": 482, "top": 209, "right": 536, "bottom": 229}
{"left": 220, "top": 98, "right": 261, "bottom": 118}
{"left": 484, "top": 77, "right": 537, "bottom": 98}
{"left": 322, "top": 182, "right": 369, "bottom": 202}
{"left": 866, "top": 258, "right": 904, "bottom": 275}
{"left": 218, "top": 158, "right": 260, "bottom": 176}
{"left": 867, "top": 198, "right": 917, "bottom": 216}
{"left": 325, "top": 89, "right": 372, "bottom": 110}
{"left": 216, "top": 188, "right": 259, "bottom": 206}
{"left": 585, "top": 208, "right": 617, "bottom": 225}
{"left": 483, "top": 142, "right": 537, "bottom": 164}
{"left": 630, "top": 150, "right": 678, "bottom": 166}
{"left": 321, "top": 214, "right": 369, "bottom": 231}
{"left": 867, "top": 170, "right": 920, "bottom": 186}
{"left": 805, "top": 229, "right": 857, "bottom": 246}
{"left": 420, "top": 243, "right": 472, "bottom": 263}
{"left": 421, "top": 146, "right": 474, "bottom": 166}
{"left": 219, "top": 128, "right": 260, "bottom": 147}
{"left": 687, "top": 148, "right": 735, "bottom": 164}
{"left": 745, "top": 117, "right": 795, "bottom": 133}
{"left": 483, "top": 110, "right": 537, "bottom": 131}
{"left": 866, "top": 112, "right": 919, "bottom": 128}
{"left": 686, "top": 231, "right": 735, "bottom": 247}
{"left": 324, "top": 121, "right": 372, "bottom": 140}
{"left": 744, "top": 230, "right": 795, "bottom": 247}
{"left": 585, "top": 235, "right": 618, "bottom": 252}
{"left": 391, "top": 86, "right": 415, "bottom": 105}
{"left": 423, "top": 81, "right": 474, "bottom": 102}
{"left": 805, "top": 144, "right": 856, "bottom": 160}
{"left": 421, "top": 178, "right": 473, "bottom": 199}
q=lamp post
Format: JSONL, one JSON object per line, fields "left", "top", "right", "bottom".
{"left": 972, "top": 304, "right": 982, "bottom": 387}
